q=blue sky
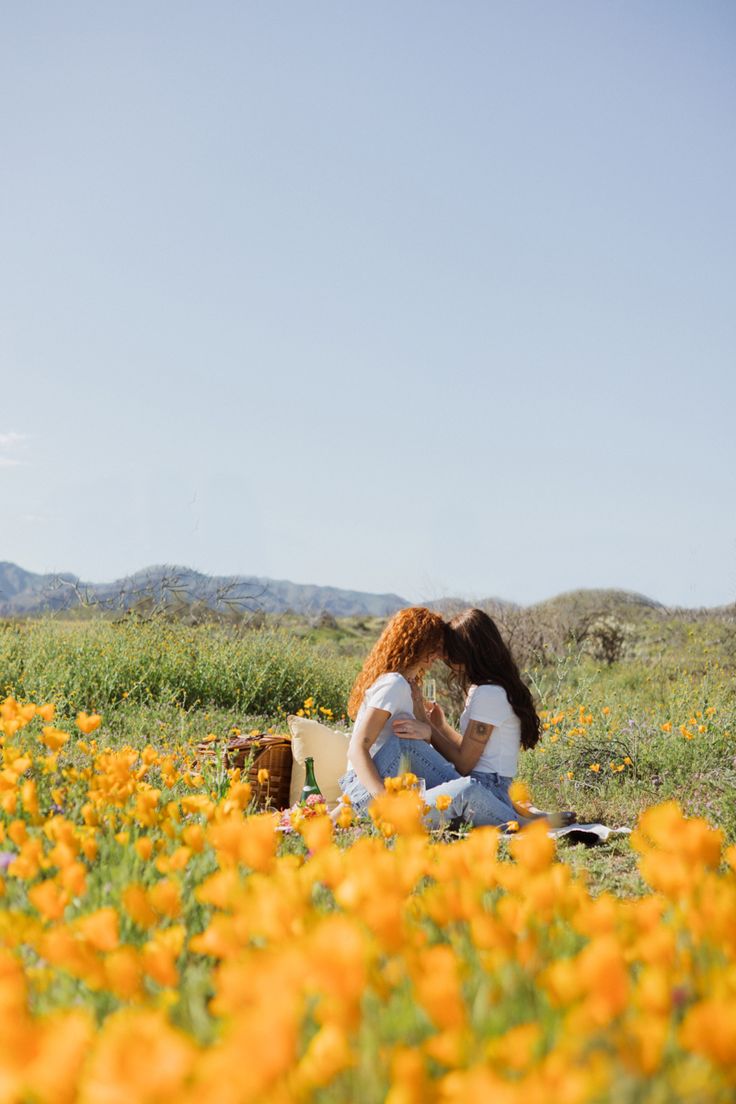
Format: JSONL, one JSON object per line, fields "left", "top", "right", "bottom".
{"left": 1, "top": 1, "right": 734, "bottom": 606}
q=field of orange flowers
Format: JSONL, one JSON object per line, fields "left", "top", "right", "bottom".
{"left": 1, "top": 693, "right": 735, "bottom": 1103}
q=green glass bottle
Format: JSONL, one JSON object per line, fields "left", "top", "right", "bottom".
{"left": 300, "top": 756, "right": 323, "bottom": 803}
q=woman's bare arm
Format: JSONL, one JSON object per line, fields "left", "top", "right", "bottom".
{"left": 348, "top": 707, "right": 392, "bottom": 797}
{"left": 426, "top": 702, "right": 494, "bottom": 775}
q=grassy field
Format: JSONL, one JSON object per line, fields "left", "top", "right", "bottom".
{"left": 1, "top": 610, "right": 735, "bottom": 1100}
{"left": 2, "top": 609, "right": 735, "bottom": 889}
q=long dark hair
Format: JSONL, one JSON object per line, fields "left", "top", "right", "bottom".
{"left": 445, "top": 609, "right": 540, "bottom": 751}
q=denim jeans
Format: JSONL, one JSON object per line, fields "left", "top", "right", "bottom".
{"left": 468, "top": 769, "right": 534, "bottom": 826}
{"left": 422, "top": 770, "right": 531, "bottom": 829}
{"left": 470, "top": 769, "right": 513, "bottom": 797}
{"left": 339, "top": 733, "right": 457, "bottom": 814}
{"left": 340, "top": 734, "right": 520, "bottom": 828}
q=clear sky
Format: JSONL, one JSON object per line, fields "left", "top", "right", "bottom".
{"left": 2, "top": 1, "right": 734, "bottom": 607}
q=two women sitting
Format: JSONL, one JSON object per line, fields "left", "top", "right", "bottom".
{"left": 340, "top": 605, "right": 567, "bottom": 830}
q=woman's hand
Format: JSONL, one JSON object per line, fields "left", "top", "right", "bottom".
{"left": 425, "top": 701, "right": 446, "bottom": 729}
{"left": 392, "top": 717, "right": 432, "bottom": 742}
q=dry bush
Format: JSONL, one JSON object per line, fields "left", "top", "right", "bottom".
{"left": 582, "top": 615, "right": 633, "bottom": 666}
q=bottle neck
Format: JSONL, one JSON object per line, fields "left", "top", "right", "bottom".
{"left": 304, "top": 757, "right": 318, "bottom": 788}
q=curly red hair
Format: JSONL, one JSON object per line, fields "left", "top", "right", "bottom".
{"left": 347, "top": 606, "right": 446, "bottom": 719}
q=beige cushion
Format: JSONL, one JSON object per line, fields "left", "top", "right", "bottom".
{"left": 287, "top": 715, "right": 350, "bottom": 807}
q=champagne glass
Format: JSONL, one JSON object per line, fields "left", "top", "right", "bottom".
{"left": 422, "top": 676, "right": 437, "bottom": 703}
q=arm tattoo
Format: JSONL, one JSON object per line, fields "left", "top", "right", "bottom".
{"left": 468, "top": 722, "right": 492, "bottom": 744}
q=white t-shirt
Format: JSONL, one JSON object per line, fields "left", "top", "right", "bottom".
{"left": 348, "top": 672, "right": 414, "bottom": 769}
{"left": 459, "top": 683, "right": 520, "bottom": 778}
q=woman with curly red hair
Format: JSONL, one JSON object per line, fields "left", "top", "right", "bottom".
{"left": 340, "top": 607, "right": 521, "bottom": 825}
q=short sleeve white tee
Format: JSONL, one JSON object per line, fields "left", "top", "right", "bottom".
{"left": 348, "top": 672, "right": 414, "bottom": 768}
{"left": 459, "top": 683, "right": 520, "bottom": 778}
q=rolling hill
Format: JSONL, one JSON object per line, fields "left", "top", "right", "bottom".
{"left": 0, "top": 562, "right": 407, "bottom": 619}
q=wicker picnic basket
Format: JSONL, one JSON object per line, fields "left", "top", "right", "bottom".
{"left": 196, "top": 733, "right": 293, "bottom": 810}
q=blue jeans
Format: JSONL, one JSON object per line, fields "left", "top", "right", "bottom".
{"left": 469, "top": 770, "right": 533, "bottom": 825}
{"left": 339, "top": 733, "right": 457, "bottom": 813}
{"left": 340, "top": 734, "right": 520, "bottom": 828}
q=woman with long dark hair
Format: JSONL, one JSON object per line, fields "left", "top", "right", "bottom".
{"left": 410, "top": 608, "right": 556, "bottom": 826}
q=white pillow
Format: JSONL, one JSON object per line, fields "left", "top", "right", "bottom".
{"left": 287, "top": 715, "right": 350, "bottom": 808}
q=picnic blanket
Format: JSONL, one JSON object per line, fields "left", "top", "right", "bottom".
{"left": 547, "top": 822, "right": 632, "bottom": 845}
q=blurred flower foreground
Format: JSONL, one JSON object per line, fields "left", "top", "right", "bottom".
{"left": 1, "top": 697, "right": 735, "bottom": 1104}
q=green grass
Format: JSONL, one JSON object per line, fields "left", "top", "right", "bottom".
{"left": 0, "top": 618, "right": 358, "bottom": 719}
{"left": 2, "top": 614, "right": 734, "bottom": 895}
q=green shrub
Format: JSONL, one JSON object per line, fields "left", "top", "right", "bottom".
{"left": 0, "top": 619, "right": 358, "bottom": 719}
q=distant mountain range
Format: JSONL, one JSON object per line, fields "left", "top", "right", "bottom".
{"left": 0, "top": 562, "right": 731, "bottom": 621}
{"left": 0, "top": 562, "right": 407, "bottom": 618}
